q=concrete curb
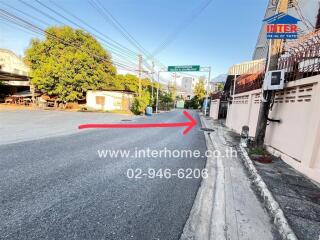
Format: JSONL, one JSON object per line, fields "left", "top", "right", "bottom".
{"left": 180, "top": 114, "right": 226, "bottom": 240}
{"left": 239, "top": 145, "right": 298, "bottom": 240}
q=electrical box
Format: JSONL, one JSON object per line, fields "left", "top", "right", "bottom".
{"left": 263, "top": 70, "right": 285, "bottom": 90}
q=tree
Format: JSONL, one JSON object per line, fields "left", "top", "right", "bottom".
{"left": 24, "top": 26, "right": 116, "bottom": 102}
{"left": 193, "top": 77, "right": 206, "bottom": 99}
{"left": 158, "top": 90, "right": 174, "bottom": 111}
{"left": 131, "top": 90, "right": 151, "bottom": 115}
{"left": 185, "top": 96, "right": 201, "bottom": 109}
{"left": 167, "top": 82, "right": 177, "bottom": 100}
{"left": 216, "top": 82, "right": 224, "bottom": 91}
{"left": 114, "top": 74, "right": 139, "bottom": 92}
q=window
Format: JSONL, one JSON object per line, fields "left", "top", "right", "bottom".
{"left": 96, "top": 96, "right": 105, "bottom": 105}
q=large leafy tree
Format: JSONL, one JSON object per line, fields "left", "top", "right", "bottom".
{"left": 25, "top": 26, "right": 116, "bottom": 101}
{"left": 114, "top": 74, "right": 139, "bottom": 92}
{"left": 193, "top": 77, "right": 206, "bottom": 99}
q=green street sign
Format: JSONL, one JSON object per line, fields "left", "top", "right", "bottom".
{"left": 168, "top": 65, "right": 200, "bottom": 72}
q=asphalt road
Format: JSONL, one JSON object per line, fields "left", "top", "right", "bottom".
{"left": 0, "top": 110, "right": 207, "bottom": 240}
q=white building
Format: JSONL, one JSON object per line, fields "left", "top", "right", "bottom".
{"left": 208, "top": 81, "right": 224, "bottom": 93}
{"left": 176, "top": 77, "right": 195, "bottom": 99}
{"left": 86, "top": 90, "right": 134, "bottom": 111}
{"left": 0, "top": 49, "right": 30, "bottom": 97}
{"left": 0, "top": 48, "right": 29, "bottom": 76}
{"left": 252, "top": 0, "right": 319, "bottom": 60}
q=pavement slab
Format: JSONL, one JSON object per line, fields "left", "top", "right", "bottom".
{"left": 210, "top": 120, "right": 281, "bottom": 240}
{"left": 253, "top": 156, "right": 320, "bottom": 240}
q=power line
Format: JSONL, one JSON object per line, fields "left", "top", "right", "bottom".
{"left": 10, "top": 0, "right": 141, "bottom": 69}
{"left": 88, "top": 0, "right": 168, "bottom": 77}
{"left": 151, "top": 0, "right": 213, "bottom": 57}
{"left": 0, "top": 8, "right": 145, "bottom": 73}
{"left": 18, "top": 0, "right": 65, "bottom": 25}
{"left": 89, "top": 0, "right": 150, "bottom": 57}
{"left": 1, "top": 2, "right": 168, "bottom": 83}
{"left": 47, "top": 0, "right": 139, "bottom": 58}
{"left": 88, "top": 0, "right": 161, "bottom": 77}
{"left": 293, "top": 0, "right": 314, "bottom": 30}
{"left": 19, "top": 0, "right": 139, "bottom": 62}
{"left": 0, "top": 1, "right": 51, "bottom": 27}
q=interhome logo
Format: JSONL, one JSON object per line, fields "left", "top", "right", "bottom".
{"left": 264, "top": 12, "right": 300, "bottom": 39}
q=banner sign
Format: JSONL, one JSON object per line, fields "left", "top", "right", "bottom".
{"left": 264, "top": 13, "right": 300, "bottom": 39}
{"left": 168, "top": 65, "right": 200, "bottom": 72}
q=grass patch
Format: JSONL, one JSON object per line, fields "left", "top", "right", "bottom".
{"left": 249, "top": 147, "right": 268, "bottom": 156}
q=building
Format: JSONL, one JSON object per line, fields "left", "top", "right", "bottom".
{"left": 0, "top": 48, "right": 29, "bottom": 75}
{"left": 86, "top": 90, "right": 134, "bottom": 111}
{"left": 176, "top": 77, "right": 194, "bottom": 99}
{"left": 208, "top": 81, "right": 225, "bottom": 93}
{"left": 252, "top": 0, "right": 320, "bottom": 60}
{"left": 0, "top": 49, "right": 30, "bottom": 99}
{"left": 177, "top": 77, "right": 195, "bottom": 100}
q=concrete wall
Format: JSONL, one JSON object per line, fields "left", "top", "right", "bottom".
{"left": 226, "top": 75, "right": 320, "bottom": 183}
{"left": 226, "top": 89, "right": 261, "bottom": 137}
{"left": 210, "top": 99, "right": 220, "bottom": 120}
{"left": 86, "top": 91, "right": 133, "bottom": 111}
{"left": 265, "top": 76, "right": 320, "bottom": 183}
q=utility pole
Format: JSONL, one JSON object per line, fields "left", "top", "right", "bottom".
{"left": 138, "top": 54, "right": 142, "bottom": 98}
{"left": 204, "top": 67, "right": 211, "bottom": 116}
{"left": 156, "top": 71, "right": 160, "bottom": 113}
{"left": 151, "top": 60, "right": 155, "bottom": 102}
{"left": 255, "top": 0, "right": 289, "bottom": 146}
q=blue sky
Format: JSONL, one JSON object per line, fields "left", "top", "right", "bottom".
{"left": 0, "top": 0, "right": 268, "bottom": 78}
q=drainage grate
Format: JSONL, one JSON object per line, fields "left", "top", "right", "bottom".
{"left": 121, "top": 119, "right": 132, "bottom": 122}
{"left": 200, "top": 128, "right": 215, "bottom": 132}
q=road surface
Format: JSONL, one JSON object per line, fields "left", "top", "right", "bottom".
{"left": 0, "top": 110, "right": 207, "bottom": 240}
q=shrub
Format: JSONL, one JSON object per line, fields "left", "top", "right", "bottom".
{"left": 131, "top": 91, "right": 150, "bottom": 115}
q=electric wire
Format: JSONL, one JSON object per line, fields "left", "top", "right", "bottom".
{"left": 151, "top": 0, "right": 214, "bottom": 57}
{"left": 47, "top": 0, "right": 140, "bottom": 58}
{"left": 18, "top": 0, "right": 140, "bottom": 66}
{"left": 88, "top": 0, "right": 168, "bottom": 80}
{"left": 0, "top": 8, "right": 145, "bottom": 73}
{"left": 5, "top": 1, "right": 141, "bottom": 70}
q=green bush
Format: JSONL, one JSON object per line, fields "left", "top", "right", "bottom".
{"left": 131, "top": 91, "right": 150, "bottom": 115}
{"left": 158, "top": 91, "right": 174, "bottom": 111}
{"left": 185, "top": 96, "right": 201, "bottom": 109}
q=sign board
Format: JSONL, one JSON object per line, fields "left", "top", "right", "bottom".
{"left": 168, "top": 65, "right": 200, "bottom": 72}
{"left": 263, "top": 13, "right": 300, "bottom": 39}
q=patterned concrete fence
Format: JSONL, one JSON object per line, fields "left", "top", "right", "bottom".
{"left": 226, "top": 75, "right": 320, "bottom": 183}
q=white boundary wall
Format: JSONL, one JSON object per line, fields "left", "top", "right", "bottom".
{"left": 210, "top": 99, "right": 220, "bottom": 120}
{"left": 226, "top": 75, "right": 320, "bottom": 183}
{"left": 226, "top": 89, "right": 262, "bottom": 138}
{"left": 86, "top": 90, "right": 133, "bottom": 111}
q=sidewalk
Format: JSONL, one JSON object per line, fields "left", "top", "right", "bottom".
{"left": 211, "top": 118, "right": 320, "bottom": 240}
{"left": 253, "top": 153, "right": 320, "bottom": 240}
{"left": 181, "top": 115, "right": 280, "bottom": 240}
{"left": 204, "top": 117, "right": 281, "bottom": 240}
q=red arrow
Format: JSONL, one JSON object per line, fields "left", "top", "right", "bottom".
{"left": 78, "top": 111, "right": 197, "bottom": 135}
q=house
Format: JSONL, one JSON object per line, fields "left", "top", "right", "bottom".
{"left": 0, "top": 49, "right": 30, "bottom": 101}
{"left": 86, "top": 90, "right": 135, "bottom": 111}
